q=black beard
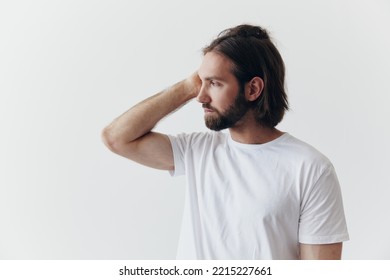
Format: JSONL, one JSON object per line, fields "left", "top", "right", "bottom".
{"left": 204, "top": 90, "right": 249, "bottom": 131}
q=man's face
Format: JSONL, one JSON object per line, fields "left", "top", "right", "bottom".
{"left": 197, "top": 51, "right": 249, "bottom": 131}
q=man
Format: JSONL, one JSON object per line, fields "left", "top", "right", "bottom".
{"left": 102, "top": 24, "right": 349, "bottom": 259}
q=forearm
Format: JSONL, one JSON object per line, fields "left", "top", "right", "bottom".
{"left": 102, "top": 79, "right": 197, "bottom": 148}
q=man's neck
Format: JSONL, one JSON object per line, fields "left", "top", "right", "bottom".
{"left": 228, "top": 113, "right": 284, "bottom": 144}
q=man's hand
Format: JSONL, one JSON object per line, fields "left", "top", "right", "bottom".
{"left": 184, "top": 72, "right": 202, "bottom": 99}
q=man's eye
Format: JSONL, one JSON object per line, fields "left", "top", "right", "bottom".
{"left": 210, "top": 81, "right": 220, "bottom": 86}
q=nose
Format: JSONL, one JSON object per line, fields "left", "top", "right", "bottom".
{"left": 196, "top": 86, "right": 211, "bottom": 104}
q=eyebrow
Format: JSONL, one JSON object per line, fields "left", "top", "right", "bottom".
{"left": 204, "top": 76, "right": 226, "bottom": 82}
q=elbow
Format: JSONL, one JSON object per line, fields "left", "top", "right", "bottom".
{"left": 101, "top": 126, "right": 122, "bottom": 153}
{"left": 101, "top": 125, "right": 140, "bottom": 157}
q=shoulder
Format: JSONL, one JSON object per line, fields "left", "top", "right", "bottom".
{"left": 169, "top": 131, "right": 227, "bottom": 148}
{"left": 281, "top": 133, "right": 334, "bottom": 170}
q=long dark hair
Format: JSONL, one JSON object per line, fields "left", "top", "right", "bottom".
{"left": 203, "top": 24, "right": 288, "bottom": 127}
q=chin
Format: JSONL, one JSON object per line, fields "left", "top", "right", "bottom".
{"left": 205, "top": 121, "right": 230, "bottom": 131}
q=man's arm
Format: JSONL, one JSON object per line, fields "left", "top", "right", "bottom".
{"left": 299, "top": 243, "right": 343, "bottom": 260}
{"left": 101, "top": 74, "right": 201, "bottom": 170}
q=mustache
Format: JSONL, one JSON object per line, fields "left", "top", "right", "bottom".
{"left": 202, "top": 104, "right": 216, "bottom": 111}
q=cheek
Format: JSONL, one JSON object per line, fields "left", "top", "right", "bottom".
{"left": 211, "top": 87, "right": 237, "bottom": 106}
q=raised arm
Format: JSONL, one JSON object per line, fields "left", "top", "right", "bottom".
{"left": 101, "top": 73, "right": 201, "bottom": 170}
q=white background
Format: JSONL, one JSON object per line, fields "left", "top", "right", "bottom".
{"left": 0, "top": 0, "right": 389, "bottom": 259}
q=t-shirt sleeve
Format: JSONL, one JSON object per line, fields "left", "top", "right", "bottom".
{"left": 298, "top": 164, "right": 350, "bottom": 244}
{"left": 167, "top": 134, "right": 187, "bottom": 177}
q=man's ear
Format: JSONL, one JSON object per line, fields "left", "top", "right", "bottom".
{"left": 245, "top": 77, "right": 264, "bottom": 101}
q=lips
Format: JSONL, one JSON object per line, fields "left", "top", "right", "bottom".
{"left": 202, "top": 104, "right": 214, "bottom": 113}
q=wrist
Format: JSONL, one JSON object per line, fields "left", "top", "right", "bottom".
{"left": 183, "top": 73, "right": 201, "bottom": 98}
{"left": 169, "top": 79, "right": 198, "bottom": 100}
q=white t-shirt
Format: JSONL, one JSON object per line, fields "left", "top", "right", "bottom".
{"left": 168, "top": 131, "right": 349, "bottom": 259}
